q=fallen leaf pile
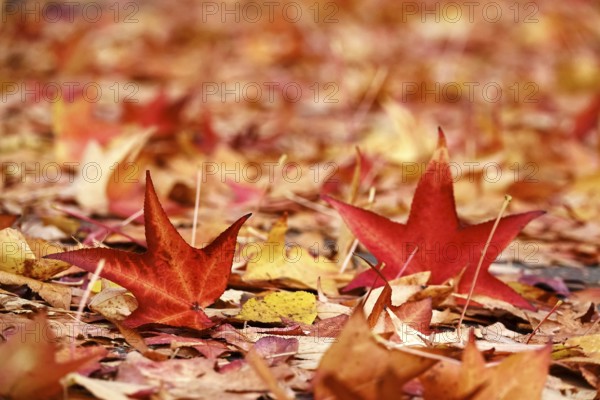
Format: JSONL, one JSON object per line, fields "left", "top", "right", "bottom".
{"left": 1, "top": 0, "right": 600, "bottom": 399}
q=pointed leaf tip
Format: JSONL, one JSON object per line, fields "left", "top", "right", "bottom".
{"left": 321, "top": 195, "right": 348, "bottom": 214}
{"left": 437, "top": 127, "right": 447, "bottom": 148}
{"left": 145, "top": 170, "right": 154, "bottom": 192}
{"left": 432, "top": 128, "right": 449, "bottom": 164}
{"left": 321, "top": 194, "right": 337, "bottom": 206}
{"left": 237, "top": 213, "right": 253, "bottom": 224}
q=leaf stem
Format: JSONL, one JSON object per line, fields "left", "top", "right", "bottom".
{"left": 246, "top": 348, "right": 292, "bottom": 400}
{"left": 52, "top": 204, "right": 146, "bottom": 247}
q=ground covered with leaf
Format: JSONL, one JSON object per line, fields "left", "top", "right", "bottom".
{"left": 1, "top": 0, "right": 600, "bottom": 399}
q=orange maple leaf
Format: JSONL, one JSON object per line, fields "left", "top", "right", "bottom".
{"left": 323, "top": 129, "right": 544, "bottom": 310}
{"left": 313, "top": 310, "right": 437, "bottom": 400}
{"left": 47, "top": 171, "right": 250, "bottom": 330}
{"left": 420, "top": 331, "right": 551, "bottom": 400}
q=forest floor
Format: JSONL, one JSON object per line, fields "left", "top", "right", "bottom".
{"left": 1, "top": 0, "right": 600, "bottom": 399}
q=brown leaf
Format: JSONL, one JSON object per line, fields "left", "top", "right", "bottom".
{"left": 0, "top": 270, "right": 71, "bottom": 309}
{"left": 474, "top": 345, "right": 551, "bottom": 400}
{"left": 421, "top": 334, "right": 488, "bottom": 400}
{"left": 253, "top": 336, "right": 299, "bottom": 366}
{"left": 313, "top": 310, "right": 438, "bottom": 400}
{"left": 421, "top": 332, "right": 551, "bottom": 400}
{"left": 389, "top": 298, "right": 433, "bottom": 335}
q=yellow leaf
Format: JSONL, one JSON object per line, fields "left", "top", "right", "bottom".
{"left": 237, "top": 291, "right": 317, "bottom": 325}
{"left": 566, "top": 334, "right": 600, "bottom": 356}
{"left": 242, "top": 215, "right": 349, "bottom": 295}
{"left": 91, "top": 279, "right": 124, "bottom": 294}
{"left": 0, "top": 228, "right": 35, "bottom": 274}
{"left": 0, "top": 228, "right": 69, "bottom": 280}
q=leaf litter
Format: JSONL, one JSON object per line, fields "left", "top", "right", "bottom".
{"left": 1, "top": 1, "right": 600, "bottom": 399}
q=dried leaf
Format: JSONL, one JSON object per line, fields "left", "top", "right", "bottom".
{"left": 0, "top": 228, "right": 70, "bottom": 280}
{"left": 421, "top": 333, "right": 551, "bottom": 400}
{"left": 0, "top": 270, "right": 71, "bottom": 309}
{"left": 253, "top": 336, "right": 299, "bottom": 366}
{"left": 314, "top": 310, "right": 438, "bottom": 400}
{"left": 237, "top": 291, "right": 317, "bottom": 325}
{"left": 243, "top": 214, "right": 348, "bottom": 295}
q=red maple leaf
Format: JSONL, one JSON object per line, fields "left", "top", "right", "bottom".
{"left": 323, "top": 129, "right": 544, "bottom": 310}
{"left": 47, "top": 171, "right": 250, "bottom": 330}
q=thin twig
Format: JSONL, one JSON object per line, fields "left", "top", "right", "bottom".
{"left": 340, "top": 239, "right": 360, "bottom": 274}
{"left": 348, "top": 66, "right": 389, "bottom": 137}
{"left": 263, "top": 351, "right": 297, "bottom": 359}
{"left": 283, "top": 192, "right": 337, "bottom": 217}
{"left": 340, "top": 187, "right": 376, "bottom": 273}
{"left": 52, "top": 204, "right": 146, "bottom": 247}
{"left": 395, "top": 245, "right": 419, "bottom": 279}
{"left": 72, "top": 259, "right": 105, "bottom": 358}
{"left": 191, "top": 168, "right": 202, "bottom": 247}
{"left": 120, "top": 208, "right": 144, "bottom": 227}
{"left": 255, "top": 154, "right": 287, "bottom": 214}
{"left": 457, "top": 195, "right": 512, "bottom": 340}
{"left": 393, "top": 345, "right": 462, "bottom": 365}
{"left": 526, "top": 300, "right": 563, "bottom": 344}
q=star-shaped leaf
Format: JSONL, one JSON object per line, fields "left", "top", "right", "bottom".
{"left": 323, "top": 129, "right": 544, "bottom": 310}
{"left": 47, "top": 171, "right": 251, "bottom": 330}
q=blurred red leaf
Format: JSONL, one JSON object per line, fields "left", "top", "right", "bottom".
{"left": 0, "top": 214, "right": 17, "bottom": 229}
{"left": 571, "top": 92, "right": 600, "bottom": 141}
{"left": 0, "top": 314, "right": 106, "bottom": 400}
{"left": 123, "top": 89, "right": 190, "bottom": 137}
